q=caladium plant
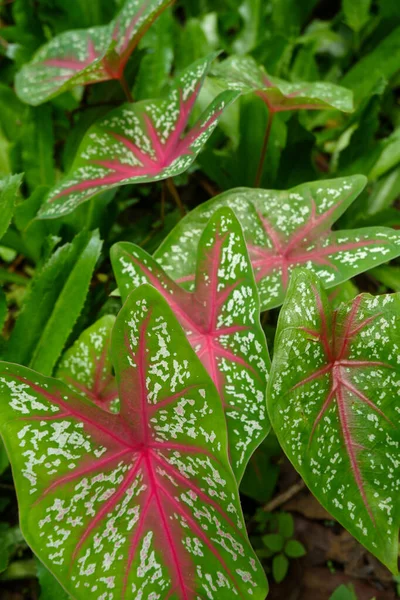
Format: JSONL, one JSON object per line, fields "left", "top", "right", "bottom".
{"left": 57, "top": 315, "right": 119, "bottom": 414}
{"left": 212, "top": 55, "right": 354, "bottom": 113}
{"left": 154, "top": 175, "right": 400, "bottom": 311}
{"left": 111, "top": 207, "right": 270, "bottom": 481}
{"left": 39, "top": 54, "right": 239, "bottom": 219}
{"left": 211, "top": 55, "right": 354, "bottom": 185}
{"left": 0, "top": 284, "right": 268, "bottom": 599}
{"left": 268, "top": 268, "right": 400, "bottom": 572}
{"left": 15, "top": 0, "right": 174, "bottom": 106}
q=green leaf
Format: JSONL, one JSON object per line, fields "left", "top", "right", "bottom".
{"left": 36, "top": 560, "right": 70, "bottom": 600}
{"left": 213, "top": 55, "right": 354, "bottom": 113}
{"left": 268, "top": 268, "right": 400, "bottom": 572}
{"left": 277, "top": 513, "right": 294, "bottom": 539}
{"left": 111, "top": 207, "right": 270, "bottom": 480}
{"left": 133, "top": 8, "right": 174, "bottom": 100}
{"left": 0, "top": 174, "right": 23, "bottom": 241}
{"left": 272, "top": 553, "right": 289, "bottom": 583}
{"left": 29, "top": 232, "right": 102, "bottom": 375}
{"left": 155, "top": 175, "right": 400, "bottom": 311}
{"left": 0, "top": 284, "right": 268, "bottom": 599}
{"left": 342, "top": 0, "right": 371, "bottom": 33}
{"left": 0, "top": 84, "right": 25, "bottom": 142}
{"left": 262, "top": 533, "right": 284, "bottom": 553}
{"left": 330, "top": 584, "right": 358, "bottom": 600}
{"left": 0, "top": 289, "right": 6, "bottom": 337}
{"left": 5, "top": 230, "right": 102, "bottom": 375}
{"left": 15, "top": 0, "right": 174, "bottom": 106}
{"left": 0, "top": 524, "right": 26, "bottom": 573}
{"left": 233, "top": 0, "right": 262, "bottom": 55}
{"left": 284, "top": 539, "right": 306, "bottom": 558}
{"left": 270, "top": 0, "right": 318, "bottom": 37}
{"left": 370, "top": 126, "right": 400, "bottom": 181}
{"left": 57, "top": 315, "right": 119, "bottom": 413}
{"left": 341, "top": 26, "right": 400, "bottom": 103}
{"left": 240, "top": 435, "right": 281, "bottom": 503}
{"left": 39, "top": 54, "right": 239, "bottom": 219}
{"left": 370, "top": 265, "right": 400, "bottom": 292}
{"left": 14, "top": 106, "right": 55, "bottom": 192}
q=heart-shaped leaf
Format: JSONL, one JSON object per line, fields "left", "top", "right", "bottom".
{"left": 268, "top": 268, "right": 400, "bottom": 571}
{"left": 15, "top": 0, "right": 174, "bottom": 106}
{"left": 154, "top": 176, "right": 400, "bottom": 311}
{"left": 39, "top": 55, "right": 239, "bottom": 219}
{"left": 112, "top": 207, "right": 270, "bottom": 481}
{"left": 57, "top": 315, "right": 119, "bottom": 414}
{"left": 0, "top": 284, "right": 268, "bottom": 599}
{"left": 212, "top": 55, "right": 353, "bottom": 113}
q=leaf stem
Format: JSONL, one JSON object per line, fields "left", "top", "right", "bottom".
{"left": 254, "top": 109, "right": 275, "bottom": 188}
{"left": 119, "top": 73, "right": 133, "bottom": 103}
{"left": 166, "top": 178, "right": 186, "bottom": 217}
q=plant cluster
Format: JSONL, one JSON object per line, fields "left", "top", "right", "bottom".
{"left": 1, "top": 0, "right": 400, "bottom": 598}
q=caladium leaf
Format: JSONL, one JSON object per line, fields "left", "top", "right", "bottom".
{"left": 212, "top": 55, "right": 353, "bottom": 113}
{"left": 15, "top": 25, "right": 113, "bottom": 107}
{"left": 57, "top": 315, "right": 119, "bottom": 414}
{"left": 154, "top": 175, "right": 400, "bottom": 311}
{"left": 268, "top": 268, "right": 400, "bottom": 572}
{"left": 0, "top": 284, "right": 268, "bottom": 599}
{"left": 15, "top": 0, "right": 174, "bottom": 106}
{"left": 112, "top": 207, "right": 270, "bottom": 481}
{"left": 39, "top": 54, "right": 239, "bottom": 219}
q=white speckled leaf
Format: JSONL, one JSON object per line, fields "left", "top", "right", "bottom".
{"left": 57, "top": 315, "right": 119, "bottom": 414}
{"left": 154, "top": 176, "right": 400, "bottom": 311}
{"left": 111, "top": 207, "right": 270, "bottom": 481}
{"left": 268, "top": 268, "right": 400, "bottom": 572}
{"left": 212, "top": 55, "right": 353, "bottom": 113}
{"left": 39, "top": 54, "right": 239, "bottom": 218}
{"left": 0, "top": 285, "right": 268, "bottom": 599}
{"left": 15, "top": 0, "right": 174, "bottom": 106}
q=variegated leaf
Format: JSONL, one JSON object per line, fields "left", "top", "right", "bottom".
{"left": 212, "top": 55, "right": 353, "bottom": 113}
{"left": 112, "top": 208, "right": 270, "bottom": 481}
{"left": 57, "top": 315, "right": 119, "bottom": 414}
{"left": 0, "top": 285, "right": 268, "bottom": 599}
{"left": 39, "top": 55, "right": 239, "bottom": 218}
{"left": 268, "top": 268, "right": 400, "bottom": 572}
{"left": 15, "top": 0, "right": 174, "bottom": 106}
{"left": 154, "top": 176, "right": 400, "bottom": 311}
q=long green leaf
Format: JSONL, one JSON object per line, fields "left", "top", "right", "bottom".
{"left": 5, "top": 230, "right": 102, "bottom": 375}
{"left": 0, "top": 174, "right": 23, "bottom": 241}
{"left": 29, "top": 231, "right": 102, "bottom": 375}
